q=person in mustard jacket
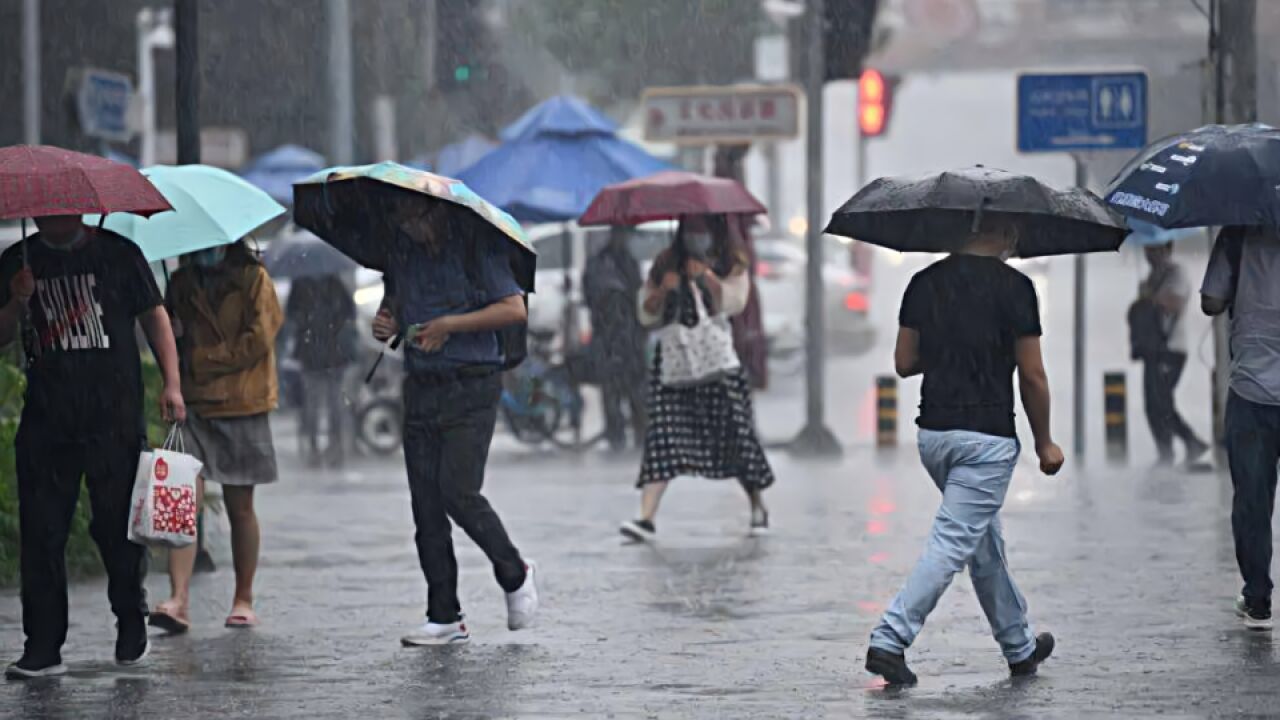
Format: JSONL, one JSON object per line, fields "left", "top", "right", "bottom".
{"left": 150, "top": 239, "right": 283, "bottom": 633}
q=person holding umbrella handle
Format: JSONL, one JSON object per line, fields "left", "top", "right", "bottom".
{"left": 865, "top": 217, "right": 1062, "bottom": 686}
{"left": 0, "top": 215, "right": 185, "bottom": 680}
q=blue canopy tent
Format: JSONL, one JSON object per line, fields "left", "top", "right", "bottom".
{"left": 499, "top": 96, "right": 616, "bottom": 143}
{"left": 458, "top": 96, "right": 671, "bottom": 223}
{"left": 434, "top": 135, "right": 496, "bottom": 177}
{"left": 240, "top": 144, "right": 326, "bottom": 204}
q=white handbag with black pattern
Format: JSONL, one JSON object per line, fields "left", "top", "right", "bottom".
{"left": 659, "top": 283, "right": 741, "bottom": 387}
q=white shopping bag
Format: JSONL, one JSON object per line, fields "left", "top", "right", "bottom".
{"left": 128, "top": 425, "right": 203, "bottom": 548}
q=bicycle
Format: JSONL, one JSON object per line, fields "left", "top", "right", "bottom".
{"left": 352, "top": 330, "right": 608, "bottom": 454}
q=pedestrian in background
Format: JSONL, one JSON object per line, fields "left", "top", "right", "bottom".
{"left": 1129, "top": 240, "right": 1209, "bottom": 467}
{"left": 151, "top": 239, "right": 282, "bottom": 634}
{"left": 1202, "top": 225, "right": 1280, "bottom": 631}
{"left": 373, "top": 196, "right": 538, "bottom": 647}
{"left": 287, "top": 273, "right": 357, "bottom": 468}
{"left": 619, "top": 222, "right": 774, "bottom": 543}
{"left": 0, "top": 216, "right": 186, "bottom": 679}
{"left": 865, "top": 218, "right": 1060, "bottom": 686}
{"left": 583, "top": 227, "right": 648, "bottom": 452}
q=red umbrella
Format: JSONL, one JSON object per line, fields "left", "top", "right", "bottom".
{"left": 579, "top": 170, "right": 766, "bottom": 226}
{"left": 0, "top": 145, "right": 171, "bottom": 220}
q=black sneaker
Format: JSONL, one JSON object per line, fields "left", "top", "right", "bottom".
{"left": 620, "top": 519, "right": 656, "bottom": 543}
{"left": 116, "top": 616, "right": 150, "bottom": 666}
{"left": 5, "top": 653, "right": 66, "bottom": 680}
{"left": 1235, "top": 596, "right": 1273, "bottom": 631}
{"left": 749, "top": 507, "right": 770, "bottom": 537}
{"left": 1009, "top": 632, "right": 1056, "bottom": 676}
{"left": 865, "top": 647, "right": 917, "bottom": 686}
{"left": 1185, "top": 438, "right": 1211, "bottom": 466}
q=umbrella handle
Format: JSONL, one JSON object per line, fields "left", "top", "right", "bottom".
{"left": 971, "top": 197, "right": 989, "bottom": 234}
{"left": 364, "top": 334, "right": 404, "bottom": 384}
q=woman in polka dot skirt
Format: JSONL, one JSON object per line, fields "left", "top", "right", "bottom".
{"left": 620, "top": 220, "right": 775, "bottom": 542}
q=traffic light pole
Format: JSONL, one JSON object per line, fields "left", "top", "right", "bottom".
{"left": 790, "top": 0, "right": 842, "bottom": 457}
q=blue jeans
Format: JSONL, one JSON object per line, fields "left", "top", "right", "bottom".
{"left": 870, "top": 430, "right": 1037, "bottom": 663}
{"left": 1225, "top": 391, "right": 1280, "bottom": 613}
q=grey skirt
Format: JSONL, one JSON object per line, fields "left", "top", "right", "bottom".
{"left": 185, "top": 412, "right": 279, "bottom": 486}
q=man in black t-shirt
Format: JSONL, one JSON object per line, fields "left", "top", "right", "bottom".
{"left": 0, "top": 215, "right": 186, "bottom": 679}
{"left": 865, "top": 221, "right": 1064, "bottom": 686}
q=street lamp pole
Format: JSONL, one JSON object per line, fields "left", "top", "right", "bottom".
{"left": 327, "top": 0, "right": 356, "bottom": 165}
{"left": 22, "top": 0, "right": 40, "bottom": 146}
{"left": 175, "top": 0, "right": 200, "bottom": 165}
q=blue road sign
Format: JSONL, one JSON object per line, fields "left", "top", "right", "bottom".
{"left": 1017, "top": 71, "right": 1147, "bottom": 153}
{"left": 77, "top": 69, "right": 134, "bottom": 143}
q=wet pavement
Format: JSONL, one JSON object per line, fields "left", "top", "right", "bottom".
{"left": 0, "top": 247, "right": 1258, "bottom": 719}
{"left": 0, "top": 422, "right": 1273, "bottom": 719}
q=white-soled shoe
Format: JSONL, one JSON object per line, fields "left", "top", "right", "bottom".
{"left": 401, "top": 619, "right": 470, "bottom": 646}
{"left": 506, "top": 562, "right": 539, "bottom": 631}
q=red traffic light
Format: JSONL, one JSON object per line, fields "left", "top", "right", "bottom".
{"left": 859, "top": 69, "right": 891, "bottom": 137}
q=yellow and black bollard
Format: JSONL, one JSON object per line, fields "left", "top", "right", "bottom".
{"left": 876, "top": 376, "right": 897, "bottom": 448}
{"left": 1103, "top": 371, "right": 1127, "bottom": 462}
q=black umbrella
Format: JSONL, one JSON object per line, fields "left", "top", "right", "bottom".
{"left": 825, "top": 166, "right": 1128, "bottom": 258}
{"left": 1105, "top": 123, "right": 1280, "bottom": 229}
{"left": 263, "top": 231, "right": 358, "bottom": 279}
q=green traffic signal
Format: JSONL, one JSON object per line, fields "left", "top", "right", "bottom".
{"left": 454, "top": 65, "right": 472, "bottom": 83}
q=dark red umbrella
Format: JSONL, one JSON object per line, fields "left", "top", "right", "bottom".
{"left": 579, "top": 170, "right": 766, "bottom": 226}
{"left": 0, "top": 145, "right": 171, "bottom": 220}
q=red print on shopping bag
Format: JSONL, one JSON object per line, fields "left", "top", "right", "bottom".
{"left": 154, "top": 457, "right": 169, "bottom": 483}
{"left": 151, "top": 486, "right": 196, "bottom": 535}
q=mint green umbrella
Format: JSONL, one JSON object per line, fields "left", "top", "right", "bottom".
{"left": 87, "top": 164, "right": 285, "bottom": 261}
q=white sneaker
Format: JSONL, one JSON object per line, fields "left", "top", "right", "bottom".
{"left": 401, "top": 619, "right": 470, "bottom": 646}
{"left": 5, "top": 658, "right": 67, "bottom": 680}
{"left": 506, "top": 562, "right": 539, "bottom": 631}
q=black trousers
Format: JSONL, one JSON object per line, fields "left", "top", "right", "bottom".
{"left": 1142, "top": 351, "right": 1199, "bottom": 458}
{"left": 402, "top": 372, "right": 526, "bottom": 624}
{"left": 16, "top": 423, "right": 148, "bottom": 660}
{"left": 1225, "top": 391, "right": 1280, "bottom": 613}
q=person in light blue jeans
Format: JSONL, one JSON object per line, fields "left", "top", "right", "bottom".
{"left": 865, "top": 221, "right": 1065, "bottom": 685}
{"left": 870, "top": 431, "right": 1032, "bottom": 663}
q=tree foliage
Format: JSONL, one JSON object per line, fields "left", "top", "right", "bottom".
{"left": 514, "top": 0, "right": 764, "bottom": 104}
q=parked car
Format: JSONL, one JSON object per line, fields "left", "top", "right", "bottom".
{"left": 349, "top": 222, "right": 874, "bottom": 362}
{"left": 754, "top": 235, "right": 873, "bottom": 356}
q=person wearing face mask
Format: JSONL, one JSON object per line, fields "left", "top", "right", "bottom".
{"left": 0, "top": 215, "right": 185, "bottom": 679}
{"left": 620, "top": 219, "right": 775, "bottom": 543}
{"left": 864, "top": 217, "right": 1061, "bottom": 686}
{"left": 371, "top": 196, "right": 539, "bottom": 647}
{"left": 149, "top": 239, "right": 283, "bottom": 635}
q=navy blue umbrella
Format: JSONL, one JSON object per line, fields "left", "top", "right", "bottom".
{"left": 1106, "top": 123, "right": 1280, "bottom": 229}
{"left": 457, "top": 95, "right": 672, "bottom": 223}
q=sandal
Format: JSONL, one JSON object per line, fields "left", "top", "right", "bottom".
{"left": 225, "top": 609, "right": 259, "bottom": 629}
{"left": 149, "top": 608, "right": 191, "bottom": 635}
